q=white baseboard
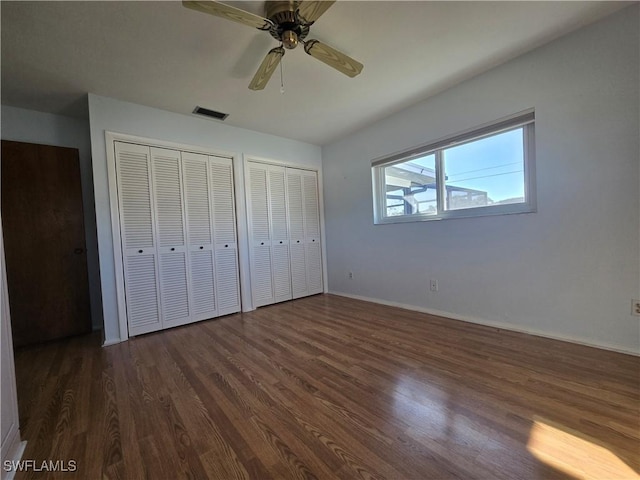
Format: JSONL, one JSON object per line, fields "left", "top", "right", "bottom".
{"left": 102, "top": 338, "right": 122, "bottom": 347}
{"left": 329, "top": 291, "right": 639, "bottom": 357}
{"left": 1, "top": 433, "right": 26, "bottom": 480}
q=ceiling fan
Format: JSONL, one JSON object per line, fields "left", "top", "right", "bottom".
{"left": 183, "top": 0, "right": 364, "bottom": 90}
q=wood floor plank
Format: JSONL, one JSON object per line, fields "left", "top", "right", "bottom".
{"left": 111, "top": 356, "right": 147, "bottom": 480}
{"left": 12, "top": 294, "right": 640, "bottom": 479}
{"left": 167, "top": 344, "right": 276, "bottom": 478}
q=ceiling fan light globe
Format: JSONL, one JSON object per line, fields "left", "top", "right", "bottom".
{"left": 282, "top": 30, "right": 298, "bottom": 49}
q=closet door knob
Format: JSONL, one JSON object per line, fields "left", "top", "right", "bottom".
{"left": 312, "top": 239, "right": 315, "bottom": 242}
{"left": 297, "top": 240, "right": 300, "bottom": 243}
{"left": 171, "top": 247, "right": 175, "bottom": 251}
{"left": 225, "top": 244, "right": 229, "bottom": 248}
{"left": 199, "top": 246, "right": 204, "bottom": 250}
{"left": 260, "top": 242, "right": 264, "bottom": 245}
{"left": 279, "top": 241, "right": 283, "bottom": 244}
{"left": 138, "top": 250, "right": 143, "bottom": 254}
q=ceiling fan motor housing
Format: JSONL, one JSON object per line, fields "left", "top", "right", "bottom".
{"left": 182, "top": 0, "right": 362, "bottom": 90}
{"left": 266, "top": 0, "right": 310, "bottom": 49}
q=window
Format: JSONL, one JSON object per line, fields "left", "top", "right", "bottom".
{"left": 372, "top": 111, "right": 535, "bottom": 224}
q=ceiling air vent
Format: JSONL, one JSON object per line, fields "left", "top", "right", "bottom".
{"left": 193, "top": 106, "right": 229, "bottom": 121}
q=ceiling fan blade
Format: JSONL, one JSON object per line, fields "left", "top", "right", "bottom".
{"left": 304, "top": 40, "right": 363, "bottom": 78}
{"left": 296, "top": 0, "right": 336, "bottom": 24}
{"left": 182, "top": 1, "right": 273, "bottom": 30}
{"left": 249, "top": 47, "right": 285, "bottom": 90}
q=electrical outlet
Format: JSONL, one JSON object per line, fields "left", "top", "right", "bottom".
{"left": 348, "top": 271, "right": 354, "bottom": 280}
{"left": 632, "top": 299, "right": 640, "bottom": 317}
{"left": 430, "top": 279, "right": 438, "bottom": 292}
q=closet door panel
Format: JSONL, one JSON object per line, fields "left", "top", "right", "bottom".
{"left": 269, "top": 167, "right": 288, "bottom": 242}
{"left": 215, "top": 247, "right": 240, "bottom": 313}
{"left": 115, "top": 142, "right": 162, "bottom": 335}
{"left": 182, "top": 153, "right": 213, "bottom": 246}
{"left": 182, "top": 152, "right": 217, "bottom": 318}
{"left": 303, "top": 172, "right": 321, "bottom": 239}
{"left": 247, "top": 162, "right": 274, "bottom": 306}
{"left": 210, "top": 157, "right": 237, "bottom": 245}
{"left": 268, "top": 166, "right": 292, "bottom": 302}
{"left": 117, "top": 143, "right": 155, "bottom": 252}
{"left": 252, "top": 246, "right": 273, "bottom": 307}
{"left": 248, "top": 163, "right": 271, "bottom": 244}
{"left": 158, "top": 252, "right": 190, "bottom": 323}
{"left": 124, "top": 254, "right": 162, "bottom": 335}
{"left": 287, "top": 169, "right": 308, "bottom": 298}
{"left": 152, "top": 148, "right": 186, "bottom": 248}
{"left": 272, "top": 244, "right": 292, "bottom": 301}
{"left": 151, "top": 147, "right": 191, "bottom": 326}
{"left": 210, "top": 156, "right": 240, "bottom": 313}
{"left": 306, "top": 242, "right": 323, "bottom": 295}
{"left": 189, "top": 249, "right": 217, "bottom": 319}
{"left": 287, "top": 171, "right": 305, "bottom": 240}
{"left": 290, "top": 243, "right": 307, "bottom": 298}
{"left": 302, "top": 171, "right": 323, "bottom": 295}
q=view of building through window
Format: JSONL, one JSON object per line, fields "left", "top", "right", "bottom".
{"left": 382, "top": 127, "right": 527, "bottom": 218}
{"left": 385, "top": 154, "right": 436, "bottom": 216}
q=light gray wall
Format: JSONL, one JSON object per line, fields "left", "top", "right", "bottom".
{"left": 88, "top": 94, "right": 322, "bottom": 344}
{"left": 322, "top": 6, "right": 639, "bottom": 354}
{"left": 1, "top": 105, "right": 103, "bottom": 331}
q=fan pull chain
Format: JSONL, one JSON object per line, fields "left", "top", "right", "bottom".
{"left": 279, "top": 51, "right": 285, "bottom": 95}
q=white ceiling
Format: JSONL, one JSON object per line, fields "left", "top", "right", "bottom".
{"left": 1, "top": 1, "right": 630, "bottom": 146}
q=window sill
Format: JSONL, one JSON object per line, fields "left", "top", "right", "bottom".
{"left": 374, "top": 203, "right": 536, "bottom": 225}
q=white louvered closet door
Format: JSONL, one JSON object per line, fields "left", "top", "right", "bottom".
{"left": 115, "top": 142, "right": 162, "bottom": 336}
{"left": 247, "top": 162, "right": 274, "bottom": 307}
{"left": 268, "top": 166, "right": 292, "bottom": 303}
{"left": 247, "top": 161, "right": 323, "bottom": 308}
{"left": 210, "top": 156, "right": 241, "bottom": 315}
{"left": 182, "top": 152, "right": 217, "bottom": 321}
{"left": 286, "top": 169, "right": 308, "bottom": 299}
{"left": 302, "top": 170, "right": 323, "bottom": 295}
{"left": 151, "top": 147, "right": 191, "bottom": 328}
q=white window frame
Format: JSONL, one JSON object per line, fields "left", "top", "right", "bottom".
{"left": 372, "top": 110, "right": 536, "bottom": 224}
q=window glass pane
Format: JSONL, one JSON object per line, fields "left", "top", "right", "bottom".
{"left": 384, "top": 154, "right": 437, "bottom": 217}
{"left": 442, "top": 128, "right": 525, "bottom": 211}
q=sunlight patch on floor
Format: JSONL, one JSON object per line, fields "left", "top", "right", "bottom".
{"left": 527, "top": 417, "right": 638, "bottom": 480}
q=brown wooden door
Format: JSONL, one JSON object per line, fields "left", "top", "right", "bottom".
{"left": 1, "top": 140, "right": 92, "bottom": 347}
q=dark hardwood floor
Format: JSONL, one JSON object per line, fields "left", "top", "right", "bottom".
{"left": 12, "top": 294, "right": 640, "bottom": 479}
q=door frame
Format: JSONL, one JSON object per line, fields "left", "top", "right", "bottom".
{"left": 105, "top": 131, "right": 243, "bottom": 343}
{"left": 243, "top": 155, "right": 328, "bottom": 311}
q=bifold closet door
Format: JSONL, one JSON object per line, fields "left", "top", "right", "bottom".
{"left": 286, "top": 170, "right": 308, "bottom": 298}
{"left": 115, "top": 142, "right": 162, "bottom": 336}
{"left": 248, "top": 162, "right": 273, "bottom": 307}
{"left": 302, "top": 170, "right": 323, "bottom": 295}
{"left": 151, "top": 147, "right": 191, "bottom": 328}
{"left": 247, "top": 161, "right": 322, "bottom": 308}
{"left": 115, "top": 142, "right": 241, "bottom": 337}
{"left": 247, "top": 162, "right": 292, "bottom": 307}
{"left": 210, "top": 156, "right": 241, "bottom": 314}
{"left": 182, "top": 152, "right": 218, "bottom": 322}
{"left": 287, "top": 168, "right": 323, "bottom": 298}
{"left": 269, "top": 166, "right": 292, "bottom": 303}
